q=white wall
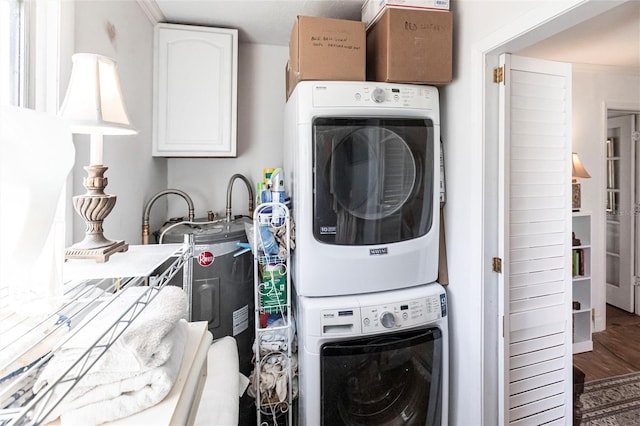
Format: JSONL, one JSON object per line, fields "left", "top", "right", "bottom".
{"left": 165, "top": 43, "right": 288, "bottom": 222}
{"left": 441, "top": 1, "right": 625, "bottom": 424}
{"left": 572, "top": 65, "right": 640, "bottom": 331}
{"left": 70, "top": 1, "right": 166, "bottom": 246}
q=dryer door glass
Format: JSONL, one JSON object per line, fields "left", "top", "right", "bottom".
{"left": 313, "top": 117, "right": 434, "bottom": 245}
{"left": 320, "top": 327, "right": 443, "bottom": 426}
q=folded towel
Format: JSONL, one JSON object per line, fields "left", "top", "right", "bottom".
{"left": 41, "top": 319, "right": 188, "bottom": 425}
{"left": 35, "top": 285, "right": 187, "bottom": 384}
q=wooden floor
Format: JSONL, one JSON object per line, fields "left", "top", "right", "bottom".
{"left": 573, "top": 304, "right": 640, "bottom": 382}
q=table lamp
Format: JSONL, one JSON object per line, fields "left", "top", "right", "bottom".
{"left": 59, "top": 53, "right": 137, "bottom": 262}
{"left": 571, "top": 152, "right": 591, "bottom": 211}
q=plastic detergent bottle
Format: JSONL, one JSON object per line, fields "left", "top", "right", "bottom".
{"left": 270, "top": 168, "right": 285, "bottom": 204}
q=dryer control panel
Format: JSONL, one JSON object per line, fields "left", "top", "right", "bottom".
{"left": 312, "top": 82, "right": 436, "bottom": 110}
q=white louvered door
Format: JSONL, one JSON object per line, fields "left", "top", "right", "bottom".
{"left": 497, "top": 54, "right": 573, "bottom": 425}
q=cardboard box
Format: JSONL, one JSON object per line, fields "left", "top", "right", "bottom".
{"left": 362, "top": 0, "right": 450, "bottom": 29}
{"left": 366, "top": 8, "right": 452, "bottom": 85}
{"left": 287, "top": 16, "right": 366, "bottom": 98}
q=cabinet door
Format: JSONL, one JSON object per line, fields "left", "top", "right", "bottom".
{"left": 153, "top": 24, "right": 237, "bottom": 157}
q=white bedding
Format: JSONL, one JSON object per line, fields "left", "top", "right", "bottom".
{"left": 194, "top": 336, "right": 246, "bottom": 426}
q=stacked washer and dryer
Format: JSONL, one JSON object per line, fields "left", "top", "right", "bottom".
{"left": 284, "top": 81, "right": 449, "bottom": 425}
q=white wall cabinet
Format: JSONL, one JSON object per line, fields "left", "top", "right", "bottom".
{"left": 572, "top": 211, "right": 593, "bottom": 354}
{"left": 153, "top": 23, "right": 238, "bottom": 157}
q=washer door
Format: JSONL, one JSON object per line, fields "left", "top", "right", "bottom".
{"left": 313, "top": 117, "right": 434, "bottom": 245}
{"left": 320, "top": 328, "right": 443, "bottom": 426}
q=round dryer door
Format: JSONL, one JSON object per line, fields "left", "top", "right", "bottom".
{"left": 313, "top": 117, "right": 435, "bottom": 246}
{"left": 332, "top": 127, "right": 416, "bottom": 220}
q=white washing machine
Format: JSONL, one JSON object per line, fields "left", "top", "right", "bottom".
{"left": 296, "top": 283, "right": 448, "bottom": 425}
{"left": 284, "top": 81, "right": 440, "bottom": 297}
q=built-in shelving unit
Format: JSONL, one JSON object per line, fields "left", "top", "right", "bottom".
{"left": 572, "top": 211, "right": 592, "bottom": 354}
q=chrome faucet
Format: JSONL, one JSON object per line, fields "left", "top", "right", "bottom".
{"left": 225, "top": 174, "right": 255, "bottom": 222}
{"left": 142, "top": 189, "right": 195, "bottom": 244}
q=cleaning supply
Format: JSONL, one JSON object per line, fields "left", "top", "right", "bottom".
{"left": 263, "top": 168, "right": 275, "bottom": 185}
{"left": 269, "top": 168, "right": 285, "bottom": 204}
{"left": 259, "top": 224, "right": 279, "bottom": 256}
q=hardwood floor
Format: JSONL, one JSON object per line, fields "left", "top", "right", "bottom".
{"left": 573, "top": 304, "right": 640, "bottom": 382}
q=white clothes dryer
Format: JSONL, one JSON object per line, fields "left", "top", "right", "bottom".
{"left": 295, "top": 283, "right": 449, "bottom": 425}
{"left": 284, "top": 81, "right": 440, "bottom": 297}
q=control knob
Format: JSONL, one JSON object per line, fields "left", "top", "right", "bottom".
{"left": 372, "top": 87, "right": 386, "bottom": 103}
{"left": 380, "top": 311, "right": 396, "bottom": 328}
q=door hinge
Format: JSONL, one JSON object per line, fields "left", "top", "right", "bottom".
{"left": 493, "top": 66, "right": 504, "bottom": 84}
{"left": 492, "top": 257, "right": 503, "bottom": 273}
{"left": 632, "top": 131, "right": 640, "bottom": 143}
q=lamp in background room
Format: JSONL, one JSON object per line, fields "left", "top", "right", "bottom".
{"left": 572, "top": 152, "right": 591, "bottom": 211}
{"left": 59, "top": 53, "right": 137, "bottom": 262}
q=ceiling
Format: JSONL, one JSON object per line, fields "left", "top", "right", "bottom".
{"left": 153, "top": 0, "right": 640, "bottom": 69}
{"left": 516, "top": 1, "right": 640, "bottom": 70}
{"left": 153, "top": 0, "right": 363, "bottom": 46}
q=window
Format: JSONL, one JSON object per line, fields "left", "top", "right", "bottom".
{"left": 0, "top": 0, "right": 28, "bottom": 107}
{"left": 1, "top": 0, "right": 69, "bottom": 311}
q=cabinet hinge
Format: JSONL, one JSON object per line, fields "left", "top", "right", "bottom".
{"left": 493, "top": 66, "right": 505, "bottom": 84}
{"left": 492, "top": 257, "right": 503, "bottom": 273}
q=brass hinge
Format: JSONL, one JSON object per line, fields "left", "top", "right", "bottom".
{"left": 493, "top": 66, "right": 504, "bottom": 84}
{"left": 492, "top": 257, "right": 503, "bottom": 273}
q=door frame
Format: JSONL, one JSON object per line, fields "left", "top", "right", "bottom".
{"left": 473, "top": 1, "right": 627, "bottom": 424}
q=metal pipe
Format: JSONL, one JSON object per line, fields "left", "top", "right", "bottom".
{"left": 141, "top": 189, "right": 195, "bottom": 244}
{"left": 225, "top": 174, "right": 255, "bottom": 222}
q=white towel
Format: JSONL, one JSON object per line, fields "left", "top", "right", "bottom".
{"left": 42, "top": 319, "right": 188, "bottom": 426}
{"left": 32, "top": 286, "right": 188, "bottom": 425}
{"left": 35, "top": 285, "right": 187, "bottom": 385}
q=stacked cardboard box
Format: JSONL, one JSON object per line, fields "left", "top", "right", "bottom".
{"left": 284, "top": 6, "right": 453, "bottom": 97}
{"left": 366, "top": 7, "right": 453, "bottom": 85}
{"left": 286, "top": 16, "right": 366, "bottom": 99}
{"left": 362, "top": 0, "right": 450, "bottom": 29}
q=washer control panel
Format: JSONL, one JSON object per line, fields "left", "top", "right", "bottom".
{"left": 360, "top": 294, "right": 443, "bottom": 334}
{"left": 318, "top": 291, "right": 446, "bottom": 336}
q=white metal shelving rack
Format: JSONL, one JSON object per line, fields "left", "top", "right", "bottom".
{"left": 252, "top": 202, "right": 294, "bottom": 426}
{"left": 0, "top": 243, "right": 192, "bottom": 425}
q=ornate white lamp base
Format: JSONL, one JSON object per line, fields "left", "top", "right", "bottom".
{"left": 65, "top": 240, "right": 128, "bottom": 263}
{"left": 65, "top": 165, "right": 128, "bottom": 263}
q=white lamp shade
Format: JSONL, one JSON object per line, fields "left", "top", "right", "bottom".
{"left": 572, "top": 152, "right": 591, "bottom": 179}
{"left": 59, "top": 53, "right": 137, "bottom": 135}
